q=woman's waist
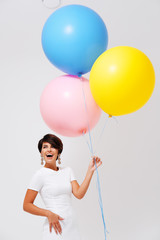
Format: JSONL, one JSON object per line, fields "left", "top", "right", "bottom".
{"left": 46, "top": 205, "right": 75, "bottom": 218}
{"left": 43, "top": 197, "right": 72, "bottom": 207}
{"left": 41, "top": 192, "right": 72, "bottom": 206}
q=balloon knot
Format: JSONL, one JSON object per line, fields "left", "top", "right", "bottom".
{"left": 82, "top": 129, "right": 87, "bottom": 134}
{"left": 78, "top": 72, "right": 82, "bottom": 78}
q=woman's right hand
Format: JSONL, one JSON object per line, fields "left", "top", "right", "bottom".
{"left": 46, "top": 210, "right": 64, "bottom": 234}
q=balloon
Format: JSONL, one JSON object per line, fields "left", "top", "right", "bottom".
{"left": 90, "top": 46, "right": 155, "bottom": 116}
{"left": 42, "top": 4, "right": 108, "bottom": 76}
{"left": 40, "top": 75, "right": 101, "bottom": 137}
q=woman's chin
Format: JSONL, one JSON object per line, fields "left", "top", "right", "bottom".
{"left": 45, "top": 158, "right": 54, "bottom": 163}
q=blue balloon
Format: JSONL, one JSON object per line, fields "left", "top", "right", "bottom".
{"left": 42, "top": 4, "right": 108, "bottom": 76}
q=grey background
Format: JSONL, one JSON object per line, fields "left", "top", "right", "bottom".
{"left": 0, "top": 0, "right": 160, "bottom": 240}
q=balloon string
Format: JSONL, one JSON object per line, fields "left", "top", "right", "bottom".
{"left": 93, "top": 113, "right": 109, "bottom": 155}
{"left": 93, "top": 114, "right": 119, "bottom": 154}
{"left": 82, "top": 131, "right": 92, "bottom": 153}
{"left": 80, "top": 76, "right": 109, "bottom": 240}
{"left": 111, "top": 116, "right": 119, "bottom": 125}
{"left": 80, "top": 77, "right": 94, "bottom": 153}
{"left": 42, "top": 0, "right": 62, "bottom": 9}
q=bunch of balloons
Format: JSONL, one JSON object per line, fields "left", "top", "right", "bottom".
{"left": 40, "top": 4, "right": 155, "bottom": 137}
{"left": 40, "top": 4, "right": 108, "bottom": 136}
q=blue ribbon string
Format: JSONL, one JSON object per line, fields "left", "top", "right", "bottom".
{"left": 82, "top": 131, "right": 92, "bottom": 153}
{"left": 93, "top": 114, "right": 109, "bottom": 155}
{"left": 80, "top": 76, "right": 109, "bottom": 240}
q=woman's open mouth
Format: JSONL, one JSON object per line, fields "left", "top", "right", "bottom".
{"left": 46, "top": 154, "right": 53, "bottom": 158}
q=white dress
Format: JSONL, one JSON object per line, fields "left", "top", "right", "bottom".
{"left": 28, "top": 166, "right": 81, "bottom": 240}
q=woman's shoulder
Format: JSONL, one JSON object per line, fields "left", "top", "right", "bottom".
{"left": 62, "top": 166, "right": 77, "bottom": 181}
{"left": 60, "top": 166, "right": 72, "bottom": 171}
{"left": 31, "top": 167, "right": 46, "bottom": 176}
{"left": 60, "top": 166, "right": 76, "bottom": 176}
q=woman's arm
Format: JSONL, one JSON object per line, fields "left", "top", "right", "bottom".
{"left": 23, "top": 189, "right": 64, "bottom": 235}
{"left": 71, "top": 156, "right": 102, "bottom": 199}
{"left": 23, "top": 189, "right": 49, "bottom": 216}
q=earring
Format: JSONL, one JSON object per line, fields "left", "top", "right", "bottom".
{"left": 58, "top": 154, "right": 61, "bottom": 164}
{"left": 41, "top": 156, "right": 44, "bottom": 165}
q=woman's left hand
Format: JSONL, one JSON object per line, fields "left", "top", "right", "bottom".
{"left": 88, "top": 156, "right": 102, "bottom": 173}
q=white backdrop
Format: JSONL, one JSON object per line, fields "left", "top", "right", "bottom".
{"left": 0, "top": 0, "right": 160, "bottom": 240}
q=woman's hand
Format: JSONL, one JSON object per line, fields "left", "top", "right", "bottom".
{"left": 88, "top": 156, "right": 102, "bottom": 173}
{"left": 47, "top": 210, "right": 64, "bottom": 235}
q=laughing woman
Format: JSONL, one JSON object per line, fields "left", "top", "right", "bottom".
{"left": 23, "top": 134, "right": 102, "bottom": 240}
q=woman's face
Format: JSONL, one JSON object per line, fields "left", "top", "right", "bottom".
{"left": 41, "top": 142, "right": 59, "bottom": 164}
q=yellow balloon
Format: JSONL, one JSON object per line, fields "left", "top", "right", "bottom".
{"left": 89, "top": 46, "right": 155, "bottom": 116}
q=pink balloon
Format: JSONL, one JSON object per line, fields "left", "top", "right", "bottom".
{"left": 40, "top": 75, "right": 101, "bottom": 137}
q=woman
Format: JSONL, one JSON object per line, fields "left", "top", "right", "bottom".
{"left": 23, "top": 134, "right": 102, "bottom": 240}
